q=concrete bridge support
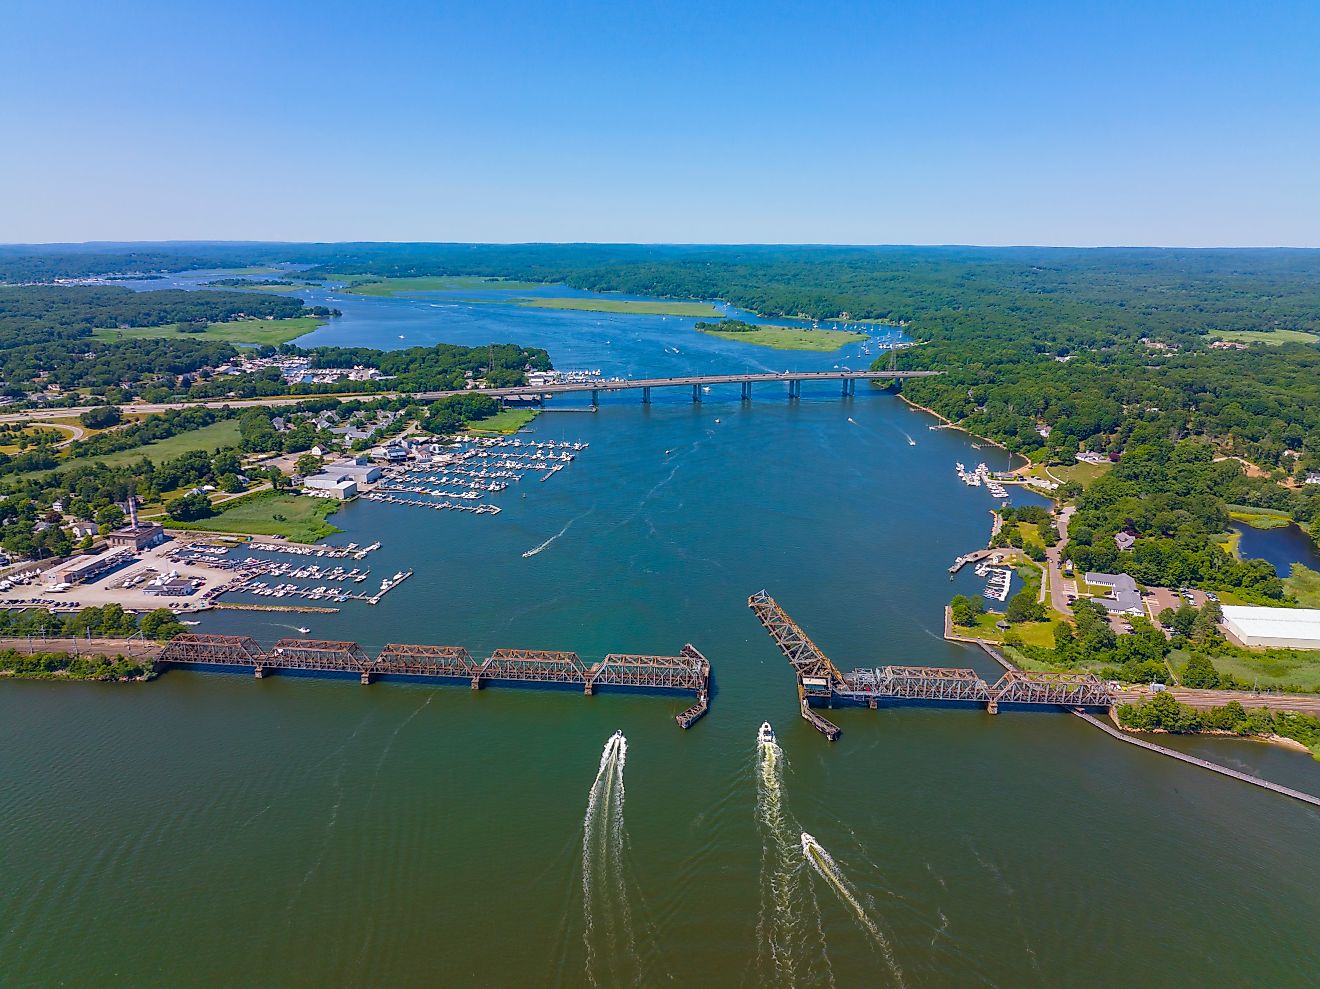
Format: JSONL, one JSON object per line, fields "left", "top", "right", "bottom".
{"left": 841, "top": 378, "right": 855, "bottom": 396}
{"left": 641, "top": 386, "right": 650, "bottom": 404}
{"left": 692, "top": 384, "right": 702, "bottom": 403}
{"left": 590, "top": 389, "right": 599, "bottom": 408}
{"left": 788, "top": 379, "right": 801, "bottom": 400}
{"left": 741, "top": 380, "right": 751, "bottom": 401}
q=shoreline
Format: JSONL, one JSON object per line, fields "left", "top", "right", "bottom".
{"left": 895, "top": 392, "right": 1026, "bottom": 464}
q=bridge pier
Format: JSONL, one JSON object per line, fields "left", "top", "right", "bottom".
{"left": 471, "top": 675, "right": 482, "bottom": 690}
{"left": 641, "top": 386, "right": 650, "bottom": 404}
{"left": 841, "top": 378, "right": 855, "bottom": 396}
{"left": 254, "top": 664, "right": 265, "bottom": 679}
{"left": 788, "top": 379, "right": 801, "bottom": 400}
{"left": 692, "top": 383, "right": 702, "bottom": 403}
{"left": 360, "top": 670, "right": 373, "bottom": 685}
{"left": 590, "top": 389, "right": 599, "bottom": 408}
{"left": 986, "top": 699, "right": 999, "bottom": 715}
{"left": 583, "top": 680, "right": 594, "bottom": 695}
{"left": 741, "top": 380, "right": 751, "bottom": 401}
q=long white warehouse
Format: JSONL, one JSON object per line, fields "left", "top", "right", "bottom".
{"left": 1220, "top": 605, "right": 1320, "bottom": 650}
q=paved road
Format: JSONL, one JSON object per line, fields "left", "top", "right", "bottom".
{"left": 1043, "top": 505, "right": 1076, "bottom": 617}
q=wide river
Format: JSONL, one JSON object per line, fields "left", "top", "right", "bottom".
{"left": 3, "top": 278, "right": 1319, "bottom": 987}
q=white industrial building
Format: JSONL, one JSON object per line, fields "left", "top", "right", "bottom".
{"left": 1220, "top": 606, "right": 1320, "bottom": 650}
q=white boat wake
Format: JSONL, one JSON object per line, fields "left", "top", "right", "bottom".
{"left": 523, "top": 510, "right": 592, "bottom": 558}
{"left": 755, "top": 729, "right": 835, "bottom": 988}
{"left": 802, "top": 833, "right": 905, "bottom": 987}
{"left": 582, "top": 731, "right": 643, "bottom": 986}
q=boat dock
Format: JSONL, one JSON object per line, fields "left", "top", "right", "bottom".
{"left": 747, "top": 590, "right": 1114, "bottom": 738}
{"left": 155, "top": 634, "right": 711, "bottom": 727}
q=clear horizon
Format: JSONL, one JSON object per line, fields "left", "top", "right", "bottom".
{"left": 4, "top": 0, "right": 1318, "bottom": 247}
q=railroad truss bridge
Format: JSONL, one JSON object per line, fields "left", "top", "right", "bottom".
{"left": 158, "top": 634, "right": 710, "bottom": 728}
{"left": 747, "top": 590, "right": 1115, "bottom": 740}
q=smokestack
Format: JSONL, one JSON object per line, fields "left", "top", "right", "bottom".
{"left": 127, "top": 494, "right": 139, "bottom": 529}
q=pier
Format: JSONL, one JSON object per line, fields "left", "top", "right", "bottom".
{"left": 747, "top": 590, "right": 1115, "bottom": 738}
{"left": 157, "top": 634, "right": 711, "bottom": 727}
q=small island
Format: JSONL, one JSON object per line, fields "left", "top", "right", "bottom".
{"left": 693, "top": 318, "right": 867, "bottom": 352}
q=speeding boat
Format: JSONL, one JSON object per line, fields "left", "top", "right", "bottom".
{"left": 296, "top": 627, "right": 311, "bottom": 634}
{"left": 612, "top": 729, "right": 623, "bottom": 741}
{"left": 758, "top": 721, "right": 775, "bottom": 745}
{"left": 801, "top": 831, "right": 824, "bottom": 863}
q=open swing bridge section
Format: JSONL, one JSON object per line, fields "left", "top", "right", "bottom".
{"left": 158, "top": 634, "right": 710, "bottom": 728}
{"left": 747, "top": 591, "right": 1114, "bottom": 740}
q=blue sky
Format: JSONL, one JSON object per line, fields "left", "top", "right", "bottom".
{"left": 3, "top": 0, "right": 1318, "bottom": 245}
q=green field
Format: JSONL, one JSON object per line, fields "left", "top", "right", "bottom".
{"left": 1286, "top": 564, "right": 1320, "bottom": 608}
{"left": 1171, "top": 647, "right": 1320, "bottom": 693}
{"left": 167, "top": 491, "right": 342, "bottom": 543}
{"left": 695, "top": 324, "right": 866, "bottom": 352}
{"left": 467, "top": 408, "right": 540, "bottom": 434}
{"left": 1213, "top": 329, "right": 1320, "bottom": 346}
{"left": 36, "top": 420, "right": 244, "bottom": 478}
{"left": 93, "top": 316, "right": 325, "bottom": 347}
{"left": 341, "top": 276, "right": 544, "bottom": 296}
{"left": 514, "top": 297, "right": 723, "bottom": 317}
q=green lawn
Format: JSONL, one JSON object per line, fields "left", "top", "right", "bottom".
{"left": 695, "top": 324, "right": 866, "bottom": 352}
{"left": 341, "top": 276, "right": 544, "bottom": 296}
{"left": 167, "top": 491, "right": 342, "bottom": 543}
{"left": 467, "top": 408, "right": 540, "bottom": 434}
{"left": 952, "top": 605, "right": 1055, "bottom": 648}
{"left": 93, "top": 316, "right": 326, "bottom": 347}
{"left": 1213, "top": 329, "right": 1319, "bottom": 346}
{"left": 514, "top": 297, "right": 723, "bottom": 317}
{"left": 1170, "top": 647, "right": 1320, "bottom": 693}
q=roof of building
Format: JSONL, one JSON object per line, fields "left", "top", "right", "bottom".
{"left": 1084, "top": 571, "right": 1143, "bottom": 613}
{"left": 1114, "top": 531, "right": 1137, "bottom": 551}
{"left": 1221, "top": 606, "right": 1320, "bottom": 643}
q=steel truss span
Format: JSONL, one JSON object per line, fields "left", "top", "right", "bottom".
{"left": 746, "top": 590, "right": 1116, "bottom": 738}
{"left": 155, "top": 634, "right": 711, "bottom": 726}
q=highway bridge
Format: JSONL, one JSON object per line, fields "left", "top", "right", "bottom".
{"left": 416, "top": 368, "right": 942, "bottom": 405}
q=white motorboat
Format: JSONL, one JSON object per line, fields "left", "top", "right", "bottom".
{"left": 758, "top": 721, "right": 775, "bottom": 745}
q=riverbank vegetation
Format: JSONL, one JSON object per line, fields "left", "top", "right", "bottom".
{"left": 1118, "top": 691, "right": 1320, "bottom": 759}
{"left": 337, "top": 275, "right": 544, "bottom": 295}
{"left": 0, "top": 603, "right": 184, "bottom": 641}
{"left": 692, "top": 319, "right": 866, "bottom": 352}
{"left": 93, "top": 315, "right": 328, "bottom": 348}
{"left": 0, "top": 649, "right": 152, "bottom": 681}
{"left": 514, "top": 297, "right": 722, "bottom": 317}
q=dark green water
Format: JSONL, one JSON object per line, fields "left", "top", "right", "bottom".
{"left": 3, "top": 285, "right": 1320, "bottom": 986}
